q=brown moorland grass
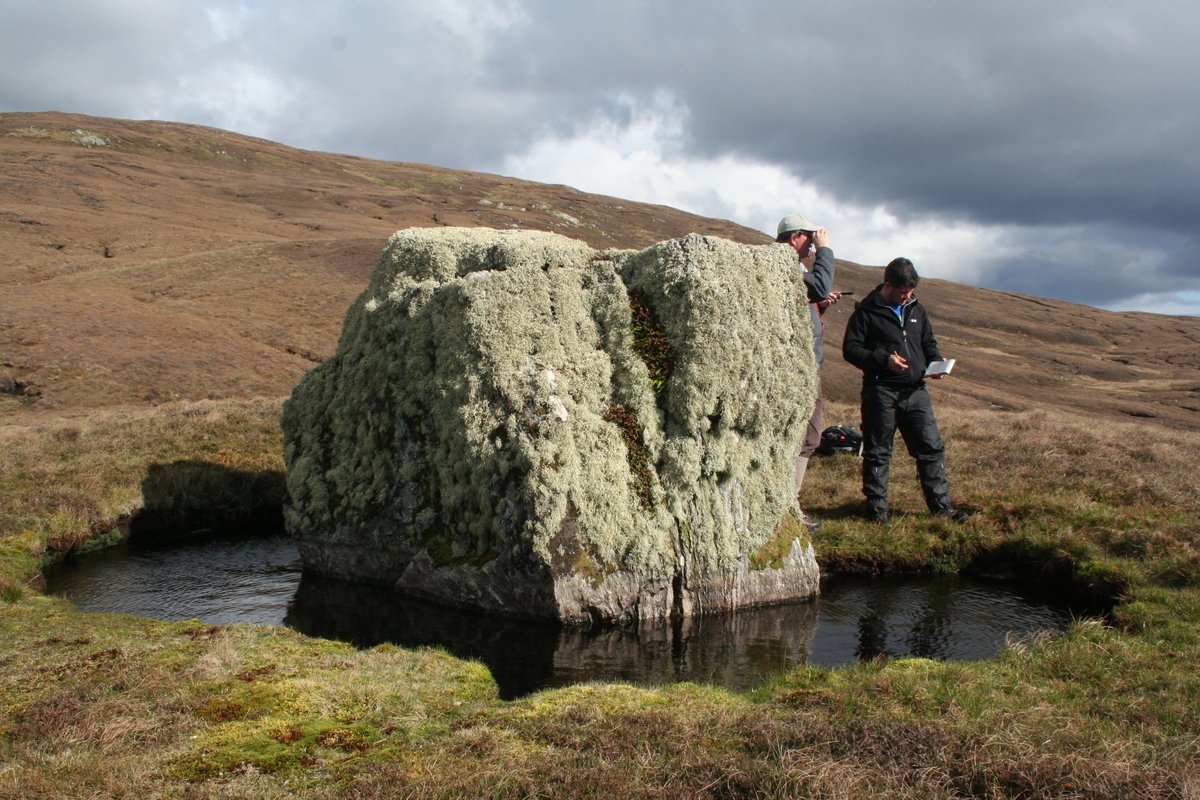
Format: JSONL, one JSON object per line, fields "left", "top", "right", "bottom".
{"left": 3, "top": 111, "right": 1200, "bottom": 798}
{"left": 4, "top": 111, "right": 1199, "bottom": 429}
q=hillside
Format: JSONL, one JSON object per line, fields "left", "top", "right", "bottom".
{"left": 4, "top": 112, "right": 1200, "bottom": 799}
{"left": 3, "top": 111, "right": 1199, "bottom": 430}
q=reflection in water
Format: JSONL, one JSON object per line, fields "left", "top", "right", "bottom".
{"left": 286, "top": 573, "right": 819, "bottom": 698}
{"left": 46, "top": 533, "right": 1085, "bottom": 699}
{"left": 809, "top": 574, "right": 1078, "bottom": 668}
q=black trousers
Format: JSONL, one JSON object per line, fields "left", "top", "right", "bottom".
{"left": 860, "top": 382, "right": 951, "bottom": 513}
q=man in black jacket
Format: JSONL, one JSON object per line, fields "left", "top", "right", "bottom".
{"left": 842, "top": 257, "right": 968, "bottom": 524}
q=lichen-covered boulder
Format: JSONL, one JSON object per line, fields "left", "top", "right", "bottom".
{"left": 281, "top": 227, "right": 820, "bottom": 625}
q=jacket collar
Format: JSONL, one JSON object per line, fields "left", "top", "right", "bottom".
{"left": 865, "top": 284, "right": 917, "bottom": 311}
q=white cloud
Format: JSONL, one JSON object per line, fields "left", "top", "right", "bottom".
{"left": 2, "top": 0, "right": 1197, "bottom": 315}
{"left": 499, "top": 92, "right": 1008, "bottom": 286}
{"left": 205, "top": 3, "right": 252, "bottom": 43}
{"left": 163, "top": 62, "right": 300, "bottom": 137}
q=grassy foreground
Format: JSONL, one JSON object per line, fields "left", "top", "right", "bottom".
{"left": 2, "top": 398, "right": 1199, "bottom": 798}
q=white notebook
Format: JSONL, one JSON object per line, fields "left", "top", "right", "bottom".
{"left": 924, "top": 358, "right": 955, "bottom": 377}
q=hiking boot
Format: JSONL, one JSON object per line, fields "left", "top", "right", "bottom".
{"left": 866, "top": 506, "right": 889, "bottom": 525}
{"left": 936, "top": 507, "right": 972, "bottom": 523}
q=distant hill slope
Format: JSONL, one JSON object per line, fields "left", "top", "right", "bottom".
{"left": 3, "top": 111, "right": 1199, "bottom": 430}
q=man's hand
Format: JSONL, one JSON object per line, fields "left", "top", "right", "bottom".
{"left": 887, "top": 351, "right": 908, "bottom": 372}
{"left": 816, "top": 291, "right": 843, "bottom": 310}
{"left": 812, "top": 227, "right": 831, "bottom": 249}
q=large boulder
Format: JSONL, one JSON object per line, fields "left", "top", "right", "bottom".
{"left": 281, "top": 227, "right": 820, "bottom": 625}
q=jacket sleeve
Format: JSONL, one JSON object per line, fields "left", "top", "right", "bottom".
{"left": 802, "top": 247, "right": 835, "bottom": 302}
{"left": 842, "top": 306, "right": 885, "bottom": 372}
{"left": 919, "top": 308, "right": 942, "bottom": 363}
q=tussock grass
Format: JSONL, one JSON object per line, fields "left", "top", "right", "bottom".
{"left": 2, "top": 397, "right": 1200, "bottom": 797}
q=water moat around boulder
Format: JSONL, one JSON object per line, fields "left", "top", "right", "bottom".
{"left": 45, "top": 529, "right": 1092, "bottom": 700}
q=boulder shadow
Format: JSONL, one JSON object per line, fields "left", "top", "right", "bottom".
{"left": 130, "top": 460, "right": 286, "bottom": 544}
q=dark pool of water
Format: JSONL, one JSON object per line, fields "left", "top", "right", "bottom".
{"left": 45, "top": 532, "right": 1087, "bottom": 699}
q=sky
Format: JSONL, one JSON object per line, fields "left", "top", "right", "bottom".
{"left": 3, "top": 1, "right": 1198, "bottom": 316}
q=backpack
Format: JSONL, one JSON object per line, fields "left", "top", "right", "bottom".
{"left": 817, "top": 425, "right": 862, "bottom": 456}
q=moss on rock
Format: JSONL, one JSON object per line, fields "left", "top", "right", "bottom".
{"left": 282, "top": 228, "right": 820, "bottom": 624}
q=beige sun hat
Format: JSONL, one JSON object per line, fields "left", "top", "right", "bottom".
{"left": 776, "top": 212, "right": 819, "bottom": 238}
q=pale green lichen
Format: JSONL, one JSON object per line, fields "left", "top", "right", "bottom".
{"left": 282, "top": 228, "right": 817, "bottom": 618}
{"left": 615, "top": 235, "right": 818, "bottom": 576}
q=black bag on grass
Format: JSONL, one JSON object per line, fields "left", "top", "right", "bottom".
{"left": 816, "top": 425, "right": 862, "bottom": 456}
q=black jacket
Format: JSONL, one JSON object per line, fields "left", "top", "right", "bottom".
{"left": 842, "top": 284, "right": 942, "bottom": 386}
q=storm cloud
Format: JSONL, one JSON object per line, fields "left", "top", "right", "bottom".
{"left": 3, "top": 0, "right": 1197, "bottom": 314}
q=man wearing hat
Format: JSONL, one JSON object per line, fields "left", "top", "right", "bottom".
{"left": 777, "top": 213, "right": 842, "bottom": 531}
